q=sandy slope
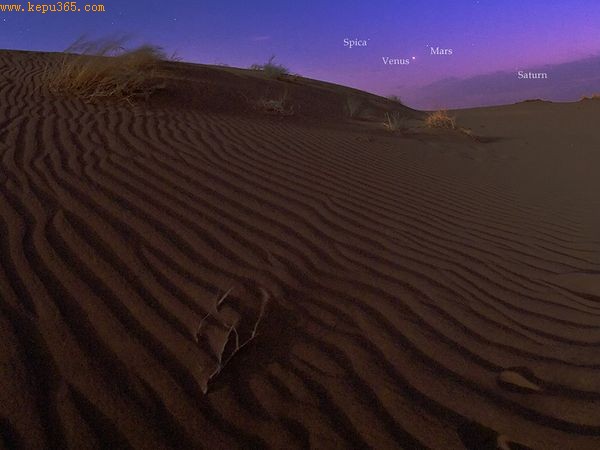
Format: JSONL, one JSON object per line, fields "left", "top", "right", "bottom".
{"left": 1, "top": 50, "right": 599, "bottom": 449}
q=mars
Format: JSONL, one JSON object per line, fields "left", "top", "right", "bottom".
{"left": 430, "top": 46, "right": 453, "bottom": 55}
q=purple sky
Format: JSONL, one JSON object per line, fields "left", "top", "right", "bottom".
{"left": 1, "top": 0, "right": 599, "bottom": 108}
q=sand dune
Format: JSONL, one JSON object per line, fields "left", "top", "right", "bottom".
{"left": 1, "top": 50, "right": 600, "bottom": 449}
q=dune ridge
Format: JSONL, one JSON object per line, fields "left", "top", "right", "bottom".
{"left": 1, "top": 50, "right": 600, "bottom": 449}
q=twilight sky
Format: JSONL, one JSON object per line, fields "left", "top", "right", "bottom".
{"left": 1, "top": 0, "right": 600, "bottom": 108}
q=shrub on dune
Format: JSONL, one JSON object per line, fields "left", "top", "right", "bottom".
{"left": 44, "top": 36, "right": 169, "bottom": 104}
{"left": 255, "top": 89, "right": 294, "bottom": 115}
{"left": 425, "top": 110, "right": 456, "bottom": 129}
{"left": 250, "top": 55, "right": 290, "bottom": 79}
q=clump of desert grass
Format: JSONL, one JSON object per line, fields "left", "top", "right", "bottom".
{"left": 345, "top": 96, "right": 364, "bottom": 118}
{"left": 423, "top": 110, "right": 480, "bottom": 139}
{"left": 425, "top": 110, "right": 456, "bottom": 129}
{"left": 43, "top": 36, "right": 170, "bottom": 104}
{"left": 383, "top": 112, "right": 408, "bottom": 131}
{"left": 250, "top": 55, "right": 290, "bottom": 79}
{"left": 255, "top": 89, "right": 294, "bottom": 115}
{"left": 387, "top": 95, "right": 403, "bottom": 104}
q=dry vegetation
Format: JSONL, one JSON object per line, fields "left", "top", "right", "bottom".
{"left": 250, "top": 55, "right": 290, "bottom": 79}
{"left": 383, "top": 112, "right": 408, "bottom": 131}
{"left": 425, "top": 110, "right": 456, "bottom": 129}
{"left": 387, "top": 95, "right": 403, "bottom": 104}
{"left": 255, "top": 89, "right": 294, "bottom": 115}
{"left": 581, "top": 93, "right": 600, "bottom": 100}
{"left": 43, "top": 36, "right": 169, "bottom": 104}
{"left": 424, "top": 110, "right": 478, "bottom": 139}
{"left": 345, "top": 96, "right": 364, "bottom": 118}
{"left": 195, "top": 287, "right": 269, "bottom": 394}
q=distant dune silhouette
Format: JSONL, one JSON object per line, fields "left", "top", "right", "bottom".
{"left": 406, "top": 55, "right": 600, "bottom": 109}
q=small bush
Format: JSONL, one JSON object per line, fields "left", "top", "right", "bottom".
{"left": 250, "top": 55, "right": 289, "bottom": 79}
{"left": 44, "top": 36, "right": 168, "bottom": 104}
{"left": 168, "top": 50, "right": 183, "bottom": 62}
{"left": 387, "top": 95, "right": 403, "bottom": 104}
{"left": 255, "top": 89, "right": 294, "bottom": 115}
{"left": 425, "top": 110, "right": 456, "bottom": 129}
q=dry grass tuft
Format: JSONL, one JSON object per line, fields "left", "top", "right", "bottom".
{"left": 383, "top": 112, "right": 408, "bottom": 131}
{"left": 255, "top": 89, "right": 294, "bottom": 115}
{"left": 345, "top": 96, "right": 364, "bottom": 118}
{"left": 425, "top": 110, "right": 456, "bottom": 129}
{"left": 195, "top": 287, "right": 270, "bottom": 394}
{"left": 250, "top": 55, "right": 290, "bottom": 79}
{"left": 387, "top": 95, "right": 403, "bottom": 104}
{"left": 43, "top": 36, "right": 169, "bottom": 104}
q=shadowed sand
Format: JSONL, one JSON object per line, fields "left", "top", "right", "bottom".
{"left": 1, "top": 50, "right": 600, "bottom": 449}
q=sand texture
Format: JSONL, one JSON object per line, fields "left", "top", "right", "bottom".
{"left": 1, "top": 50, "right": 600, "bottom": 449}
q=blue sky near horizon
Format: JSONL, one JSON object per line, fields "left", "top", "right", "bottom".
{"left": 1, "top": 0, "right": 599, "bottom": 107}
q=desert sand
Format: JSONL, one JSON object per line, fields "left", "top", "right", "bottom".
{"left": 1, "top": 49, "right": 599, "bottom": 449}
